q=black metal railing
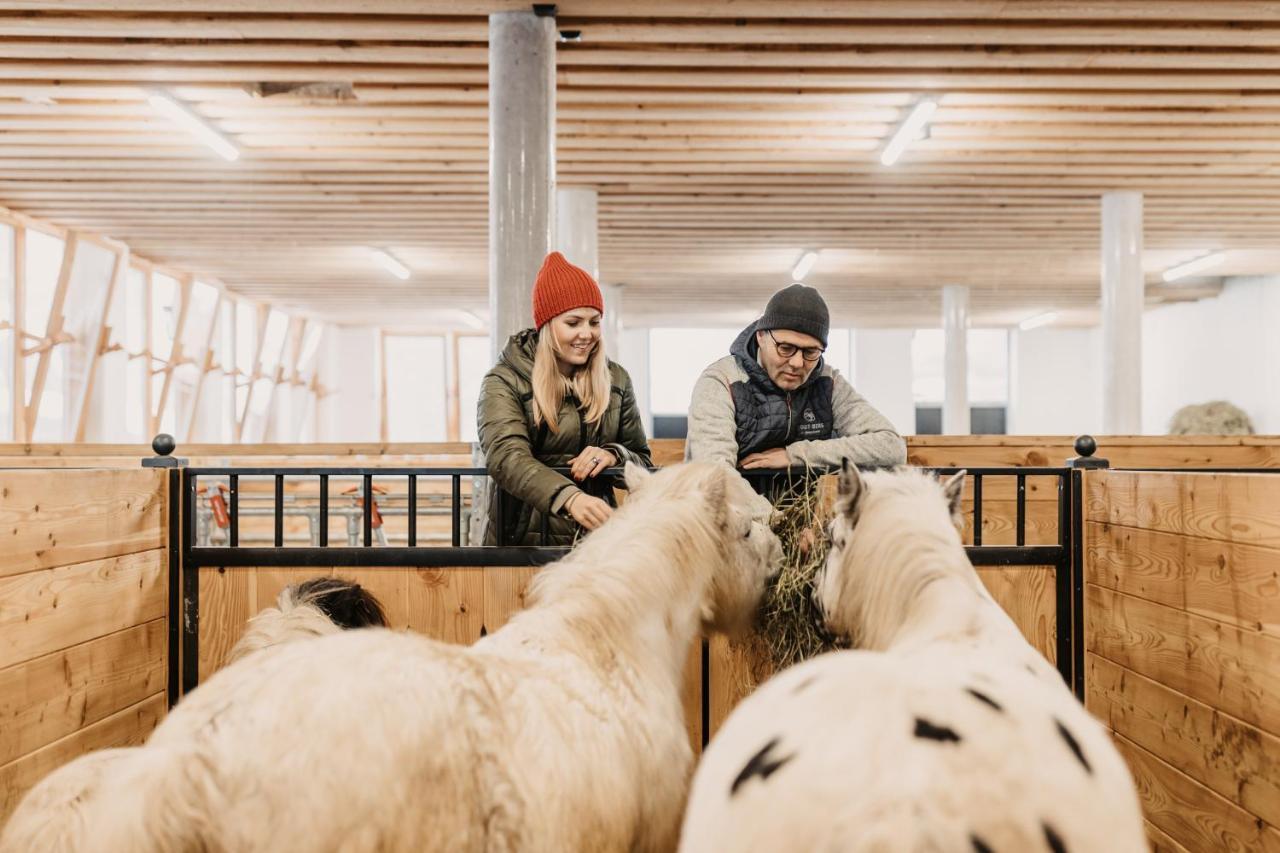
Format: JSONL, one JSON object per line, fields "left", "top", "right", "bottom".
{"left": 172, "top": 461, "right": 1084, "bottom": 704}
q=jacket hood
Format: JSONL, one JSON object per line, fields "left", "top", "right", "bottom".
{"left": 498, "top": 328, "right": 539, "bottom": 380}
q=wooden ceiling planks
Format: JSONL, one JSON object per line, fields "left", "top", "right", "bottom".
{"left": 1, "top": 1, "right": 1279, "bottom": 326}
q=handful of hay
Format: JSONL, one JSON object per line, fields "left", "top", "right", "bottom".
{"left": 754, "top": 474, "right": 846, "bottom": 670}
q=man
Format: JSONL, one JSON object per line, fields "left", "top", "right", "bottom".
{"left": 686, "top": 283, "right": 907, "bottom": 479}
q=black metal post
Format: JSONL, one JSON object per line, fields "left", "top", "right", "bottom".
{"left": 972, "top": 474, "right": 983, "bottom": 545}
{"left": 1071, "top": 469, "right": 1086, "bottom": 700}
{"left": 166, "top": 468, "right": 182, "bottom": 708}
{"left": 318, "top": 474, "right": 329, "bottom": 547}
{"left": 408, "top": 475, "right": 418, "bottom": 547}
{"left": 1016, "top": 474, "right": 1026, "bottom": 547}
{"left": 1053, "top": 472, "right": 1073, "bottom": 689}
{"left": 452, "top": 475, "right": 462, "bottom": 548}
{"left": 182, "top": 469, "right": 200, "bottom": 696}
{"left": 228, "top": 473, "right": 239, "bottom": 547}
{"left": 274, "top": 474, "right": 284, "bottom": 547}
{"left": 363, "top": 473, "right": 373, "bottom": 547}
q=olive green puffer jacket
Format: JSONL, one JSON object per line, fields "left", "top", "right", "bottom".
{"left": 477, "top": 329, "right": 652, "bottom": 546}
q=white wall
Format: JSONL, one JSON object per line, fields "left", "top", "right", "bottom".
{"left": 852, "top": 329, "right": 915, "bottom": 436}
{"left": 1143, "top": 276, "right": 1280, "bottom": 434}
{"left": 1008, "top": 327, "right": 1102, "bottom": 436}
{"left": 619, "top": 326, "right": 653, "bottom": 438}
{"left": 317, "top": 325, "right": 380, "bottom": 441}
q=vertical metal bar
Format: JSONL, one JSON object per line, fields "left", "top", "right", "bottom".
{"left": 451, "top": 475, "right": 462, "bottom": 548}
{"left": 167, "top": 468, "right": 182, "bottom": 708}
{"left": 182, "top": 470, "right": 199, "bottom": 696}
{"left": 408, "top": 475, "right": 418, "bottom": 547}
{"left": 363, "top": 473, "right": 373, "bottom": 547}
{"left": 700, "top": 638, "right": 710, "bottom": 751}
{"left": 318, "top": 474, "right": 329, "bottom": 547}
{"left": 228, "top": 473, "right": 239, "bottom": 547}
{"left": 1054, "top": 473, "right": 1073, "bottom": 690}
{"left": 495, "top": 481, "right": 505, "bottom": 546}
{"left": 1016, "top": 474, "right": 1026, "bottom": 547}
{"left": 274, "top": 474, "right": 284, "bottom": 547}
{"left": 972, "top": 474, "right": 983, "bottom": 546}
{"left": 1071, "top": 470, "right": 1086, "bottom": 700}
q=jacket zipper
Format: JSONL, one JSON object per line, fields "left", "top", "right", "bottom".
{"left": 786, "top": 393, "right": 793, "bottom": 440}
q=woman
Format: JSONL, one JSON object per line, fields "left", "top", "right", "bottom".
{"left": 478, "top": 251, "right": 652, "bottom": 545}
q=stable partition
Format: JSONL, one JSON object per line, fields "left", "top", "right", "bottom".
{"left": 1083, "top": 469, "right": 1280, "bottom": 852}
{"left": 195, "top": 564, "right": 705, "bottom": 753}
{"left": 0, "top": 468, "right": 170, "bottom": 823}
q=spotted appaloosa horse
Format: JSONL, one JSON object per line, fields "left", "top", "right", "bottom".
{"left": 680, "top": 464, "right": 1145, "bottom": 853}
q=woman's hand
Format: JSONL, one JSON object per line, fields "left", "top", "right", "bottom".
{"left": 564, "top": 493, "right": 613, "bottom": 530}
{"left": 568, "top": 446, "right": 618, "bottom": 481}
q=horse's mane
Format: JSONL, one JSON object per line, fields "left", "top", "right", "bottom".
{"left": 835, "top": 468, "right": 987, "bottom": 651}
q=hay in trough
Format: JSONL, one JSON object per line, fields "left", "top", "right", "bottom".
{"left": 754, "top": 474, "right": 846, "bottom": 670}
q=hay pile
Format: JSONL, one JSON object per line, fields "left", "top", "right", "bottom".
{"left": 1168, "top": 401, "right": 1255, "bottom": 436}
{"left": 715, "top": 473, "right": 847, "bottom": 707}
{"left": 756, "top": 475, "right": 845, "bottom": 668}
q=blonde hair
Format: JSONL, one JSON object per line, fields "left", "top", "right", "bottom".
{"left": 531, "top": 322, "right": 611, "bottom": 431}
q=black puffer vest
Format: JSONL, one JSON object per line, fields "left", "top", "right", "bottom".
{"left": 728, "top": 322, "right": 834, "bottom": 461}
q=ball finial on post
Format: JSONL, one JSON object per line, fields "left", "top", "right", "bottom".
{"left": 1067, "top": 434, "right": 1108, "bottom": 469}
{"left": 143, "top": 433, "right": 186, "bottom": 468}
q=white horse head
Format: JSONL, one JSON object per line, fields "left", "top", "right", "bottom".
{"left": 812, "top": 462, "right": 968, "bottom": 649}
{"left": 618, "top": 461, "right": 782, "bottom": 634}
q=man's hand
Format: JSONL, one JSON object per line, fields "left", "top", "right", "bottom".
{"left": 568, "top": 446, "right": 618, "bottom": 481}
{"left": 740, "top": 447, "right": 791, "bottom": 470}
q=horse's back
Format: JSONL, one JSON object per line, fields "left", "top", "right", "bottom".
{"left": 682, "top": 649, "right": 1146, "bottom": 853}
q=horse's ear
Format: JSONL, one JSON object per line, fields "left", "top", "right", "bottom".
{"left": 942, "top": 470, "right": 966, "bottom": 521}
{"left": 836, "top": 458, "right": 864, "bottom": 518}
{"left": 624, "top": 461, "right": 652, "bottom": 493}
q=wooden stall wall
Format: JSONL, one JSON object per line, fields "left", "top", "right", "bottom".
{"left": 196, "top": 565, "right": 705, "bottom": 752}
{"left": 0, "top": 468, "right": 169, "bottom": 824}
{"left": 706, "top": 564, "right": 1059, "bottom": 734}
{"left": 1084, "top": 470, "right": 1280, "bottom": 852}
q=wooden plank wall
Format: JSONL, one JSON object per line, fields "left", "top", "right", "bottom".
{"left": 706, "top": 564, "right": 1060, "bottom": 734}
{"left": 1084, "top": 469, "right": 1280, "bottom": 852}
{"left": 0, "top": 468, "right": 169, "bottom": 825}
{"left": 196, "top": 564, "right": 705, "bottom": 753}
{"left": 5, "top": 434, "right": 1280, "bottom": 469}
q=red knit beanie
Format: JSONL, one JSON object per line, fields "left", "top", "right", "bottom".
{"left": 532, "top": 251, "right": 604, "bottom": 329}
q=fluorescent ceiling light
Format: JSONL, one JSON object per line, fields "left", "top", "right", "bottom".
{"left": 147, "top": 91, "right": 239, "bottom": 161}
{"left": 1018, "top": 311, "right": 1059, "bottom": 331}
{"left": 1162, "top": 251, "right": 1226, "bottom": 283}
{"left": 791, "top": 250, "right": 820, "bottom": 281}
{"left": 370, "top": 249, "right": 411, "bottom": 280}
{"left": 880, "top": 98, "right": 938, "bottom": 167}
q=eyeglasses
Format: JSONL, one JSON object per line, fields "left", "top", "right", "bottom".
{"left": 766, "top": 329, "right": 825, "bottom": 362}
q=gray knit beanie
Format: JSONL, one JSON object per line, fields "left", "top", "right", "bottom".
{"left": 757, "top": 284, "right": 830, "bottom": 347}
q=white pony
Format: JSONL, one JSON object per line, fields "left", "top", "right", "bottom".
{"left": 0, "top": 577, "right": 388, "bottom": 852}
{"left": 680, "top": 464, "right": 1145, "bottom": 853}
{"left": 2, "top": 461, "right": 781, "bottom": 853}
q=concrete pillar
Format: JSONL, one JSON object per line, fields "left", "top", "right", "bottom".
{"left": 556, "top": 187, "right": 621, "bottom": 358}
{"left": 942, "top": 285, "right": 970, "bottom": 434}
{"left": 1101, "top": 191, "right": 1144, "bottom": 434}
{"left": 489, "top": 11, "right": 555, "bottom": 362}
